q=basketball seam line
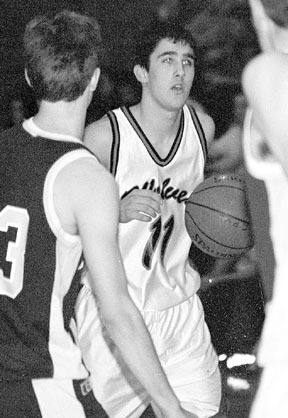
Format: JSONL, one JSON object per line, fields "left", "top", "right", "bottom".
{"left": 186, "top": 201, "right": 250, "bottom": 225}
{"left": 192, "top": 185, "right": 244, "bottom": 194}
{"left": 185, "top": 211, "right": 252, "bottom": 250}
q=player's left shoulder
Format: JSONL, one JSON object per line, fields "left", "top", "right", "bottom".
{"left": 84, "top": 114, "right": 114, "bottom": 171}
{"left": 194, "top": 109, "right": 215, "bottom": 147}
{"left": 60, "top": 155, "right": 111, "bottom": 189}
{"left": 54, "top": 154, "right": 112, "bottom": 203}
{"left": 54, "top": 155, "right": 117, "bottom": 230}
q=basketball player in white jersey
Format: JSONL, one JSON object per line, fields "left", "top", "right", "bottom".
{"left": 77, "top": 20, "right": 221, "bottom": 418}
{"left": 242, "top": 1, "right": 288, "bottom": 417}
{"left": 0, "top": 11, "right": 195, "bottom": 418}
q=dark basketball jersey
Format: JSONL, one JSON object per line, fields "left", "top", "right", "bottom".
{"left": 0, "top": 119, "right": 94, "bottom": 381}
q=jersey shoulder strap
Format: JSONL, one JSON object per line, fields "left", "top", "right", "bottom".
{"left": 187, "top": 105, "right": 208, "bottom": 165}
{"left": 107, "top": 110, "right": 120, "bottom": 177}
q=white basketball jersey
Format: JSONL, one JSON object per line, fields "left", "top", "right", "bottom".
{"left": 243, "top": 109, "right": 288, "bottom": 365}
{"left": 108, "top": 105, "right": 208, "bottom": 311}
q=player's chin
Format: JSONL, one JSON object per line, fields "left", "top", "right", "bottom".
{"left": 166, "top": 97, "right": 187, "bottom": 112}
{"left": 173, "top": 91, "right": 189, "bottom": 106}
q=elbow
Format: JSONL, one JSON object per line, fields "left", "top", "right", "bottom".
{"left": 100, "top": 301, "right": 140, "bottom": 341}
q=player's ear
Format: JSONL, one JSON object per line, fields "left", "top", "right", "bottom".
{"left": 133, "top": 65, "right": 148, "bottom": 84}
{"left": 90, "top": 68, "right": 101, "bottom": 92}
{"left": 24, "top": 68, "right": 32, "bottom": 88}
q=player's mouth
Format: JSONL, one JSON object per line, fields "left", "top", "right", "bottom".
{"left": 172, "top": 83, "right": 184, "bottom": 91}
{"left": 171, "top": 83, "right": 185, "bottom": 92}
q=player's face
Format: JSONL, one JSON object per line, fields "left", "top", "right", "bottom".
{"left": 145, "top": 38, "right": 195, "bottom": 111}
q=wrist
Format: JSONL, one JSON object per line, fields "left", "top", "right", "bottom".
{"left": 154, "top": 396, "right": 182, "bottom": 417}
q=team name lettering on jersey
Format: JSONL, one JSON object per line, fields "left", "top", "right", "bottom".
{"left": 122, "top": 177, "right": 188, "bottom": 203}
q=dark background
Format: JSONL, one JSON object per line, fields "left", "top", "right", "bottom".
{"left": 0, "top": 0, "right": 259, "bottom": 132}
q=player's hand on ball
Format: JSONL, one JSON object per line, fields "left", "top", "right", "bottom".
{"left": 120, "top": 189, "right": 162, "bottom": 223}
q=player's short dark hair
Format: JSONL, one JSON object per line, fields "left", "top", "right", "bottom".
{"left": 24, "top": 10, "right": 102, "bottom": 102}
{"left": 261, "top": 0, "right": 288, "bottom": 27}
{"left": 132, "top": 19, "right": 197, "bottom": 70}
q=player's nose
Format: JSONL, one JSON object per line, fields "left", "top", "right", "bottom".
{"left": 175, "top": 61, "right": 185, "bottom": 78}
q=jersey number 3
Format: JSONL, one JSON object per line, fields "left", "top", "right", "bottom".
{"left": 0, "top": 206, "right": 29, "bottom": 298}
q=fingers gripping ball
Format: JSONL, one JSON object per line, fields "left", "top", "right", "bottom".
{"left": 185, "top": 174, "right": 254, "bottom": 259}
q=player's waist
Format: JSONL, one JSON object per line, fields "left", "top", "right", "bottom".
{"left": 0, "top": 332, "right": 88, "bottom": 382}
{"left": 0, "top": 352, "right": 88, "bottom": 382}
{"left": 128, "top": 280, "right": 200, "bottom": 312}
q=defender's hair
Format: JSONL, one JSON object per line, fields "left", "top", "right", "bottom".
{"left": 132, "top": 19, "right": 197, "bottom": 70}
{"left": 260, "top": 0, "right": 288, "bottom": 27}
{"left": 24, "top": 10, "right": 102, "bottom": 102}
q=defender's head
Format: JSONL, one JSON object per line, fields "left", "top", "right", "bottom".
{"left": 24, "top": 10, "right": 102, "bottom": 102}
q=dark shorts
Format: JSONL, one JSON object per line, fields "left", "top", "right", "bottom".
{"left": 0, "top": 377, "right": 108, "bottom": 417}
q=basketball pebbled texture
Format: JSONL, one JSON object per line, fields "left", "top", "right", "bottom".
{"left": 185, "top": 174, "right": 254, "bottom": 259}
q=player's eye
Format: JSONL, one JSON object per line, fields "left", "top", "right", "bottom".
{"left": 183, "top": 59, "right": 194, "bottom": 66}
{"left": 163, "top": 57, "right": 173, "bottom": 63}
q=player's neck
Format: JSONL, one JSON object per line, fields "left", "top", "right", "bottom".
{"left": 133, "top": 100, "right": 182, "bottom": 138}
{"left": 33, "top": 99, "right": 86, "bottom": 140}
{"left": 131, "top": 100, "right": 183, "bottom": 158}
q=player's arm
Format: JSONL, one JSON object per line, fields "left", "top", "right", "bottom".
{"left": 84, "top": 118, "right": 162, "bottom": 223}
{"left": 195, "top": 110, "right": 215, "bottom": 150}
{"left": 55, "top": 158, "right": 197, "bottom": 418}
{"left": 242, "top": 52, "right": 288, "bottom": 178}
{"left": 84, "top": 116, "right": 112, "bottom": 171}
{"left": 205, "top": 125, "right": 244, "bottom": 175}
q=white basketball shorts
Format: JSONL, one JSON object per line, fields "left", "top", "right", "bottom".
{"left": 74, "top": 285, "right": 221, "bottom": 418}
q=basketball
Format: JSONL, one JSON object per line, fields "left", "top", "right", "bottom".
{"left": 185, "top": 174, "right": 254, "bottom": 259}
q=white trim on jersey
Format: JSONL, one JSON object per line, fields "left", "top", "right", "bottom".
{"left": 23, "top": 117, "right": 83, "bottom": 144}
{"left": 42, "top": 151, "right": 97, "bottom": 378}
{"left": 43, "top": 149, "right": 96, "bottom": 244}
{"left": 32, "top": 378, "right": 87, "bottom": 418}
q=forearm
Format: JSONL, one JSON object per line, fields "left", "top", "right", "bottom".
{"left": 102, "top": 299, "right": 181, "bottom": 417}
{"left": 81, "top": 215, "right": 182, "bottom": 415}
